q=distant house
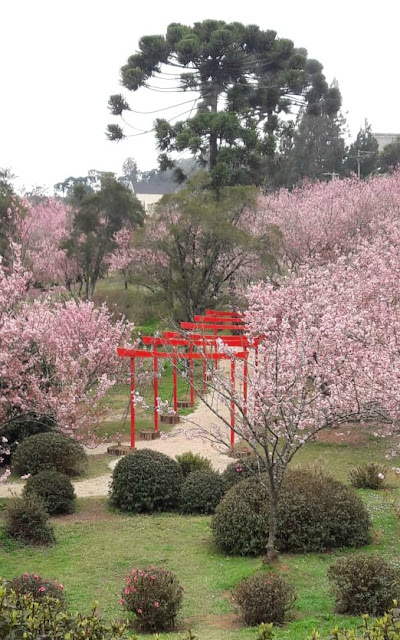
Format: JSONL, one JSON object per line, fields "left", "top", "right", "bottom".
{"left": 374, "top": 133, "right": 400, "bottom": 152}
{"left": 131, "top": 182, "right": 176, "bottom": 214}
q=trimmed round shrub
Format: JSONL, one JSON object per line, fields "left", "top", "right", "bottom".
{"left": 0, "top": 412, "right": 56, "bottom": 466}
{"left": 212, "top": 476, "right": 269, "bottom": 555}
{"left": 23, "top": 470, "right": 76, "bottom": 515}
{"left": 13, "top": 432, "right": 87, "bottom": 477}
{"left": 349, "top": 463, "right": 387, "bottom": 489}
{"left": 221, "top": 457, "right": 264, "bottom": 490}
{"left": 234, "top": 572, "right": 296, "bottom": 625}
{"left": 328, "top": 553, "right": 400, "bottom": 615}
{"left": 176, "top": 451, "right": 213, "bottom": 477}
{"left": 109, "top": 449, "right": 183, "bottom": 513}
{"left": 120, "top": 565, "right": 183, "bottom": 631}
{"left": 4, "top": 495, "right": 55, "bottom": 545}
{"left": 179, "top": 471, "right": 225, "bottom": 514}
{"left": 7, "top": 573, "right": 66, "bottom": 607}
{"left": 277, "top": 469, "right": 371, "bottom": 552}
{"left": 212, "top": 469, "right": 371, "bottom": 555}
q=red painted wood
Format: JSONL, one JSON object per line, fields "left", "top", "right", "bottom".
{"left": 130, "top": 357, "right": 135, "bottom": 449}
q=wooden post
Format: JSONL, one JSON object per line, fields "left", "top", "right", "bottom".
{"left": 173, "top": 350, "right": 178, "bottom": 413}
{"left": 230, "top": 358, "right": 235, "bottom": 449}
{"left": 130, "top": 357, "right": 135, "bottom": 449}
{"left": 154, "top": 344, "right": 159, "bottom": 431}
{"left": 189, "top": 340, "right": 194, "bottom": 406}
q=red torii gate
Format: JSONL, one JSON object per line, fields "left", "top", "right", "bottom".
{"left": 116, "top": 310, "right": 255, "bottom": 452}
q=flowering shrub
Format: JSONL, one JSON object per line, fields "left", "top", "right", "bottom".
{"left": 13, "top": 432, "right": 87, "bottom": 477}
{"left": 176, "top": 451, "right": 213, "bottom": 477}
{"left": 109, "top": 449, "right": 183, "bottom": 513}
{"left": 4, "top": 494, "right": 55, "bottom": 545}
{"left": 120, "top": 566, "right": 183, "bottom": 631}
{"left": 0, "top": 580, "right": 128, "bottom": 639}
{"left": 349, "top": 463, "right": 387, "bottom": 489}
{"left": 23, "top": 469, "right": 76, "bottom": 515}
{"left": 212, "top": 469, "right": 371, "bottom": 555}
{"left": 7, "top": 573, "right": 66, "bottom": 607}
{"left": 179, "top": 470, "right": 225, "bottom": 514}
{"left": 328, "top": 553, "right": 400, "bottom": 615}
{"left": 234, "top": 572, "right": 296, "bottom": 625}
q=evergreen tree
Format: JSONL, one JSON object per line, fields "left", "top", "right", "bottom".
{"left": 345, "top": 120, "right": 379, "bottom": 178}
{"left": 107, "top": 20, "right": 335, "bottom": 190}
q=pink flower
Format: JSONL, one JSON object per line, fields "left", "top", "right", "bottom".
{"left": 154, "top": 601, "right": 160, "bottom": 608}
{"left": 39, "top": 587, "right": 46, "bottom": 592}
{"left": 125, "top": 588, "right": 130, "bottom": 594}
{"left": 150, "top": 575, "right": 155, "bottom": 580}
{"left": 137, "top": 608, "right": 142, "bottom": 614}
{"left": 119, "top": 599, "right": 124, "bottom": 605}
{"left": 23, "top": 573, "right": 29, "bottom": 578}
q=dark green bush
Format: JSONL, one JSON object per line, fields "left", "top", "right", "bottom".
{"left": 109, "top": 449, "right": 183, "bottom": 513}
{"left": 179, "top": 471, "right": 225, "bottom": 514}
{"left": 0, "top": 412, "right": 56, "bottom": 466}
{"left": 277, "top": 469, "right": 371, "bottom": 553}
{"left": 176, "top": 451, "right": 213, "bottom": 477}
{"left": 234, "top": 572, "right": 296, "bottom": 626}
{"left": 121, "top": 565, "right": 183, "bottom": 631}
{"left": 212, "top": 475, "right": 269, "bottom": 555}
{"left": 23, "top": 469, "right": 76, "bottom": 515}
{"left": 328, "top": 553, "right": 400, "bottom": 615}
{"left": 13, "top": 432, "right": 87, "bottom": 477}
{"left": 4, "top": 495, "right": 55, "bottom": 545}
{"left": 7, "top": 572, "right": 66, "bottom": 607}
{"left": 349, "top": 463, "right": 387, "bottom": 489}
{"left": 221, "top": 457, "right": 264, "bottom": 489}
{"left": 212, "top": 469, "right": 371, "bottom": 555}
{"left": 0, "top": 580, "right": 128, "bottom": 639}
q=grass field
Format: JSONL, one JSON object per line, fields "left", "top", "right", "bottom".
{"left": 1, "top": 432, "right": 400, "bottom": 640}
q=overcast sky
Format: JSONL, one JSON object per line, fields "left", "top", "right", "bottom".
{"left": 1, "top": 0, "right": 399, "bottom": 193}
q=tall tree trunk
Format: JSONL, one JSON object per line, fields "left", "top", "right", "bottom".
{"left": 266, "top": 486, "right": 279, "bottom": 560}
{"left": 209, "top": 85, "right": 218, "bottom": 170}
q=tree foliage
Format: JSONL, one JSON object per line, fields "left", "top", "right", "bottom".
{"left": 62, "top": 174, "right": 144, "bottom": 299}
{"left": 379, "top": 137, "right": 400, "bottom": 173}
{"left": 117, "top": 173, "right": 278, "bottom": 319}
{"left": 345, "top": 120, "right": 379, "bottom": 178}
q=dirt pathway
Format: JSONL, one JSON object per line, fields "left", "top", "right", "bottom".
{"left": 0, "top": 393, "right": 238, "bottom": 499}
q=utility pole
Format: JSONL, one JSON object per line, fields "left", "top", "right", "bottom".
{"left": 355, "top": 150, "right": 376, "bottom": 179}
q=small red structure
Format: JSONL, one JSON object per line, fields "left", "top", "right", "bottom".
{"left": 117, "top": 310, "right": 257, "bottom": 451}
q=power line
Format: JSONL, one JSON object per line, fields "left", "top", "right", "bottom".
{"left": 128, "top": 97, "right": 201, "bottom": 116}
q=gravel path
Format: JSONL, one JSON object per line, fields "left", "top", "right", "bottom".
{"left": 0, "top": 394, "right": 237, "bottom": 499}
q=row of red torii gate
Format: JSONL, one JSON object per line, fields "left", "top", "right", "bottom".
{"left": 117, "top": 310, "right": 260, "bottom": 450}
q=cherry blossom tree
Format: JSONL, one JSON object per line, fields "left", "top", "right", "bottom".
{"left": 256, "top": 170, "right": 400, "bottom": 274}
{"left": 0, "top": 247, "right": 133, "bottom": 450}
{"left": 108, "top": 227, "right": 137, "bottom": 290}
{"left": 189, "top": 174, "right": 400, "bottom": 558}
{"left": 15, "top": 198, "right": 81, "bottom": 290}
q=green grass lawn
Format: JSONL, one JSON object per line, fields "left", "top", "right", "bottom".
{"left": 97, "top": 358, "right": 201, "bottom": 442}
{"left": 1, "top": 436, "right": 400, "bottom": 640}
